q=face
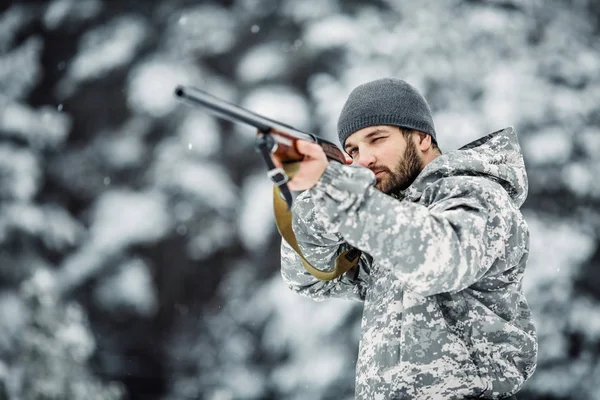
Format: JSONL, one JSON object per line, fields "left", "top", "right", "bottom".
{"left": 344, "top": 125, "right": 424, "bottom": 194}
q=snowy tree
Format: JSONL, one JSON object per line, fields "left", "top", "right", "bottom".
{"left": 0, "top": 0, "right": 599, "bottom": 399}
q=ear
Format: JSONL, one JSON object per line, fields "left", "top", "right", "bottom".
{"left": 415, "top": 132, "right": 431, "bottom": 152}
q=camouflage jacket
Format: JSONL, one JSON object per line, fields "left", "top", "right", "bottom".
{"left": 280, "top": 127, "right": 537, "bottom": 399}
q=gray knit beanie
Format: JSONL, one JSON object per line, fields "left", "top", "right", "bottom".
{"left": 337, "top": 78, "right": 437, "bottom": 147}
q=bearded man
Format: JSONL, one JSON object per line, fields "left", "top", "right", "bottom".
{"left": 277, "top": 78, "right": 538, "bottom": 400}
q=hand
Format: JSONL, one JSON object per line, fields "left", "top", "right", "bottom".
{"left": 272, "top": 141, "right": 353, "bottom": 191}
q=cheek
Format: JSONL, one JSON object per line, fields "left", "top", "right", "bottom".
{"left": 378, "top": 148, "right": 401, "bottom": 167}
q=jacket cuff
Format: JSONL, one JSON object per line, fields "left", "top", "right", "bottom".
{"left": 311, "top": 162, "right": 376, "bottom": 231}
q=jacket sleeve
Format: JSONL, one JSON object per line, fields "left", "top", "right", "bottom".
{"left": 280, "top": 188, "right": 371, "bottom": 302}
{"left": 310, "top": 162, "right": 512, "bottom": 297}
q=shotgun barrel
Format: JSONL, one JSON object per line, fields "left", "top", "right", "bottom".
{"left": 173, "top": 85, "right": 347, "bottom": 164}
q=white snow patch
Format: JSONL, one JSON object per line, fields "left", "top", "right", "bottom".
{"left": 236, "top": 44, "right": 288, "bottom": 83}
{"left": 0, "top": 292, "right": 27, "bottom": 351}
{"left": 152, "top": 159, "right": 237, "bottom": 213}
{"left": 101, "top": 134, "right": 145, "bottom": 169}
{"left": 303, "top": 15, "right": 360, "bottom": 50}
{"left": 61, "top": 15, "right": 147, "bottom": 92}
{"left": 56, "top": 304, "right": 96, "bottom": 361}
{"left": 43, "top": 0, "right": 102, "bottom": 30}
{"left": 227, "top": 366, "right": 265, "bottom": 398}
{"left": 0, "top": 102, "right": 72, "bottom": 148}
{"left": 466, "top": 7, "right": 516, "bottom": 33}
{"left": 127, "top": 60, "right": 198, "bottom": 117}
{"left": 250, "top": 277, "right": 356, "bottom": 395}
{"left": 241, "top": 86, "right": 310, "bottom": 131}
{"left": 431, "top": 111, "right": 485, "bottom": 151}
{"left": 578, "top": 127, "right": 600, "bottom": 158}
{"left": 186, "top": 218, "right": 235, "bottom": 260}
{"left": 0, "top": 144, "right": 41, "bottom": 200}
{"left": 523, "top": 212, "right": 595, "bottom": 295}
{"left": 177, "top": 113, "right": 221, "bottom": 157}
{"left": 90, "top": 190, "right": 171, "bottom": 250}
{"left": 0, "top": 6, "right": 30, "bottom": 50}
{"left": 281, "top": 0, "right": 340, "bottom": 22}
{"left": 482, "top": 66, "right": 522, "bottom": 127}
{"left": 237, "top": 173, "right": 275, "bottom": 251}
{"left": 0, "top": 37, "right": 44, "bottom": 100}
{"left": 307, "top": 73, "right": 356, "bottom": 143}
{"left": 165, "top": 5, "right": 237, "bottom": 57}
{"left": 522, "top": 127, "right": 573, "bottom": 165}
{"left": 94, "top": 258, "right": 158, "bottom": 317}
{"left": 561, "top": 161, "right": 594, "bottom": 197}
{"left": 569, "top": 295, "right": 600, "bottom": 342}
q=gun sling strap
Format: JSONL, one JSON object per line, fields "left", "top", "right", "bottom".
{"left": 272, "top": 162, "right": 362, "bottom": 281}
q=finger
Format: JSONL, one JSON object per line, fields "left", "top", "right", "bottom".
{"left": 271, "top": 155, "right": 283, "bottom": 169}
{"left": 296, "top": 140, "right": 324, "bottom": 158}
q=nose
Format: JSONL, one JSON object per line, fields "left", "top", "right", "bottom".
{"left": 354, "top": 147, "right": 376, "bottom": 168}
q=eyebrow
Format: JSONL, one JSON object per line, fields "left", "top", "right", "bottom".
{"left": 344, "top": 129, "right": 389, "bottom": 151}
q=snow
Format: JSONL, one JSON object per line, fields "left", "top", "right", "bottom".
{"left": 164, "top": 4, "right": 237, "bottom": 57}
{"left": 303, "top": 15, "right": 360, "bottom": 51}
{"left": 466, "top": 5, "right": 526, "bottom": 34}
{"left": 0, "top": 102, "right": 72, "bottom": 148}
{"left": 236, "top": 44, "right": 289, "bottom": 83}
{"left": 0, "top": 144, "right": 40, "bottom": 201}
{"left": 186, "top": 218, "right": 235, "bottom": 261}
{"left": 0, "top": 203, "right": 82, "bottom": 253}
{"left": 569, "top": 295, "right": 600, "bottom": 342}
{"left": 152, "top": 159, "right": 237, "bottom": 213}
{"left": 523, "top": 212, "right": 595, "bottom": 294}
{"left": 251, "top": 277, "right": 358, "bottom": 396}
{"left": 100, "top": 134, "right": 145, "bottom": 170}
{"left": 3, "top": 1, "right": 600, "bottom": 398}
{"left": 237, "top": 173, "right": 275, "bottom": 252}
{"left": 241, "top": 86, "right": 311, "bottom": 131}
{"left": 43, "top": 0, "right": 103, "bottom": 30}
{"left": 60, "top": 16, "right": 148, "bottom": 95}
{"left": 522, "top": 127, "right": 574, "bottom": 166}
{"left": 579, "top": 127, "right": 600, "bottom": 157}
{"left": 281, "top": 0, "right": 340, "bottom": 22}
{"left": 482, "top": 66, "right": 524, "bottom": 128}
{"left": 93, "top": 258, "right": 158, "bottom": 317}
{"left": 307, "top": 73, "right": 347, "bottom": 142}
{"left": 0, "top": 37, "right": 43, "bottom": 100}
{"left": 177, "top": 113, "right": 221, "bottom": 157}
{"left": 90, "top": 189, "right": 171, "bottom": 250}
{"left": 431, "top": 111, "right": 485, "bottom": 151}
{"left": 21, "top": 268, "right": 58, "bottom": 305}
{"left": 127, "top": 59, "right": 198, "bottom": 117}
{"left": 561, "top": 162, "right": 595, "bottom": 197}
{"left": 0, "top": 291, "right": 27, "bottom": 353}
{"left": 55, "top": 304, "right": 96, "bottom": 361}
{"left": 0, "top": 5, "right": 30, "bottom": 51}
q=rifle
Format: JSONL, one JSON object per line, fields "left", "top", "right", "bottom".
{"left": 174, "top": 85, "right": 361, "bottom": 280}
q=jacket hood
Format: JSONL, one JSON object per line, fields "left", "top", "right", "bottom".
{"left": 403, "top": 127, "right": 528, "bottom": 207}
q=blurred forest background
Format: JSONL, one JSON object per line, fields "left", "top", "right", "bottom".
{"left": 1, "top": 0, "right": 599, "bottom": 399}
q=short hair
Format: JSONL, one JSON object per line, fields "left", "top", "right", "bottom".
{"left": 399, "top": 127, "right": 442, "bottom": 155}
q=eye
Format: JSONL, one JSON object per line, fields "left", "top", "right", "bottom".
{"left": 371, "top": 136, "right": 384, "bottom": 143}
{"left": 348, "top": 148, "right": 357, "bottom": 156}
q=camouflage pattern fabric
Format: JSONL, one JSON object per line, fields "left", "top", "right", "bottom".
{"left": 280, "top": 127, "right": 538, "bottom": 399}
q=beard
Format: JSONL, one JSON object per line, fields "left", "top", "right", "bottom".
{"left": 374, "top": 139, "right": 423, "bottom": 195}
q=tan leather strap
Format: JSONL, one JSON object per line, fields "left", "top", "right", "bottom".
{"left": 273, "top": 162, "right": 361, "bottom": 280}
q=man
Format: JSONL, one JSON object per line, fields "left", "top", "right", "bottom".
{"left": 277, "top": 78, "right": 538, "bottom": 399}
